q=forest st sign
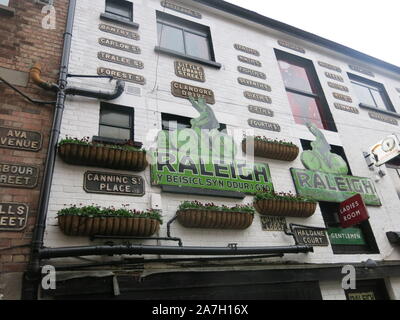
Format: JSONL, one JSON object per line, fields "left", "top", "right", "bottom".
{"left": 339, "top": 194, "right": 369, "bottom": 228}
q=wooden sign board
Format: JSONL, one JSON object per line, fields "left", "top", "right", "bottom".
{"left": 0, "top": 127, "right": 42, "bottom": 152}
{"left": 171, "top": 81, "right": 215, "bottom": 104}
{"left": 0, "top": 162, "right": 39, "bottom": 188}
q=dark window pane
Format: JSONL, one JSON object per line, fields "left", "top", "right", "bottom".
{"left": 157, "top": 23, "right": 185, "bottom": 54}
{"left": 162, "top": 119, "right": 191, "bottom": 131}
{"left": 184, "top": 32, "right": 211, "bottom": 60}
{"left": 106, "top": 0, "right": 132, "bottom": 20}
{"left": 351, "top": 82, "right": 376, "bottom": 107}
{"left": 99, "top": 125, "right": 131, "bottom": 140}
{"left": 278, "top": 60, "right": 313, "bottom": 93}
{"left": 287, "top": 91, "right": 324, "bottom": 129}
{"left": 100, "top": 109, "right": 130, "bottom": 128}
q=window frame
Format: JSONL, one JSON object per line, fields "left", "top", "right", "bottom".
{"left": 155, "top": 11, "right": 221, "bottom": 69}
{"left": 97, "top": 102, "right": 135, "bottom": 143}
{"left": 105, "top": 0, "right": 133, "bottom": 22}
{"left": 348, "top": 73, "right": 397, "bottom": 115}
{"left": 275, "top": 49, "right": 337, "bottom": 132}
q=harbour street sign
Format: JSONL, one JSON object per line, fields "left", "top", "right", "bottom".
{"left": 339, "top": 194, "right": 369, "bottom": 228}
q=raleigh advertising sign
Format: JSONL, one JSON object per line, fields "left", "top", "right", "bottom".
{"left": 151, "top": 96, "right": 274, "bottom": 195}
{"left": 291, "top": 168, "right": 381, "bottom": 206}
{"left": 291, "top": 122, "right": 381, "bottom": 206}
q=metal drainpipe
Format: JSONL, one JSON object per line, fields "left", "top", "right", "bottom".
{"left": 39, "top": 244, "right": 313, "bottom": 259}
{"left": 21, "top": 0, "right": 77, "bottom": 300}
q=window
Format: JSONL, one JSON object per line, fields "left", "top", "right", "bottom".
{"left": 156, "top": 11, "right": 218, "bottom": 66}
{"left": 105, "top": 0, "right": 133, "bottom": 22}
{"left": 98, "top": 102, "right": 134, "bottom": 141}
{"left": 349, "top": 73, "right": 395, "bottom": 113}
{"left": 301, "top": 140, "right": 379, "bottom": 255}
{"left": 275, "top": 50, "right": 336, "bottom": 131}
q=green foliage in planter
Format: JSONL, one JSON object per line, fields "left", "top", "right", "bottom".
{"left": 58, "top": 136, "right": 145, "bottom": 152}
{"left": 57, "top": 204, "right": 163, "bottom": 224}
{"left": 178, "top": 200, "right": 255, "bottom": 215}
{"left": 243, "top": 135, "right": 297, "bottom": 147}
{"left": 254, "top": 190, "right": 316, "bottom": 203}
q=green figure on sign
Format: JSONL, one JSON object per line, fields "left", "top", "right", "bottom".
{"left": 301, "top": 122, "right": 348, "bottom": 175}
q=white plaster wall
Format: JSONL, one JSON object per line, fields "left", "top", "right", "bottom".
{"left": 44, "top": 0, "right": 400, "bottom": 297}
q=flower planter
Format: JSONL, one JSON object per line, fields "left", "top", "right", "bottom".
{"left": 58, "top": 143, "right": 148, "bottom": 171}
{"left": 176, "top": 209, "right": 254, "bottom": 229}
{"left": 253, "top": 198, "right": 316, "bottom": 217}
{"left": 58, "top": 215, "right": 160, "bottom": 236}
{"left": 242, "top": 139, "right": 299, "bottom": 161}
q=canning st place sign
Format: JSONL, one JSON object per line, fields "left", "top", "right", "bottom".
{"left": 291, "top": 123, "right": 381, "bottom": 206}
{"left": 151, "top": 97, "right": 274, "bottom": 196}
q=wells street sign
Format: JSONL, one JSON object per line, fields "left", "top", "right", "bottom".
{"left": 290, "top": 168, "right": 381, "bottom": 206}
{"left": 328, "top": 227, "right": 366, "bottom": 245}
{"left": 0, "top": 203, "right": 29, "bottom": 231}
{"left": 339, "top": 194, "right": 369, "bottom": 228}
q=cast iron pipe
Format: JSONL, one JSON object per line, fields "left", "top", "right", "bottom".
{"left": 65, "top": 79, "right": 125, "bottom": 100}
{"left": 39, "top": 244, "right": 313, "bottom": 259}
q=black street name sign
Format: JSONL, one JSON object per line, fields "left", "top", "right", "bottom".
{"left": 0, "top": 203, "right": 29, "bottom": 231}
{"left": 98, "top": 37, "right": 141, "bottom": 54}
{"left": 0, "top": 127, "right": 42, "bottom": 152}
{"left": 293, "top": 227, "right": 329, "bottom": 246}
{"left": 248, "top": 119, "right": 281, "bottom": 132}
{"left": 99, "top": 24, "right": 140, "bottom": 40}
{"left": 97, "top": 67, "right": 145, "bottom": 85}
{"left": 84, "top": 171, "right": 145, "bottom": 196}
{"left": 0, "top": 162, "right": 39, "bottom": 188}
{"left": 98, "top": 52, "right": 144, "bottom": 69}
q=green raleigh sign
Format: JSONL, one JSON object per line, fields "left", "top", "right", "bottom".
{"left": 328, "top": 227, "right": 366, "bottom": 245}
{"left": 291, "top": 123, "right": 381, "bottom": 206}
{"left": 150, "top": 97, "right": 274, "bottom": 195}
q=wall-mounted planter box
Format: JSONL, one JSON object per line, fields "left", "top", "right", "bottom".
{"left": 242, "top": 138, "right": 299, "bottom": 161}
{"left": 176, "top": 209, "right": 254, "bottom": 229}
{"left": 254, "top": 198, "right": 317, "bottom": 218}
{"left": 58, "top": 215, "right": 160, "bottom": 237}
{"left": 58, "top": 143, "right": 148, "bottom": 171}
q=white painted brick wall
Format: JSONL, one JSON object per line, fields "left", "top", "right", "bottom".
{"left": 44, "top": 0, "right": 400, "bottom": 298}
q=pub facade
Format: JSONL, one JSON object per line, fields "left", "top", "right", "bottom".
{"left": 9, "top": 0, "right": 400, "bottom": 299}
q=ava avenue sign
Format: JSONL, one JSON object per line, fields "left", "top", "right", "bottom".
{"left": 291, "top": 122, "right": 381, "bottom": 206}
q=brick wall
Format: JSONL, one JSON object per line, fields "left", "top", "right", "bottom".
{"left": 0, "top": 0, "right": 68, "bottom": 298}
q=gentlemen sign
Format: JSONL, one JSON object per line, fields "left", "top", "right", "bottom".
{"left": 84, "top": 171, "right": 144, "bottom": 196}
{"left": 328, "top": 227, "right": 366, "bottom": 245}
{"left": 98, "top": 37, "right": 141, "bottom": 54}
{"left": 0, "top": 127, "right": 42, "bottom": 151}
{"left": 293, "top": 227, "right": 329, "bottom": 246}
{"left": 0, "top": 162, "right": 39, "bottom": 188}
{"left": 0, "top": 203, "right": 29, "bottom": 231}
{"left": 291, "top": 168, "right": 381, "bottom": 206}
{"left": 99, "top": 24, "right": 140, "bottom": 40}
{"left": 171, "top": 81, "right": 215, "bottom": 104}
{"left": 174, "top": 61, "right": 205, "bottom": 82}
{"left": 339, "top": 194, "right": 369, "bottom": 228}
{"left": 97, "top": 67, "right": 145, "bottom": 85}
{"left": 98, "top": 52, "right": 144, "bottom": 69}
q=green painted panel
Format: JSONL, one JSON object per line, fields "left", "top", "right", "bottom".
{"left": 151, "top": 151, "right": 273, "bottom": 194}
{"left": 328, "top": 227, "right": 366, "bottom": 245}
{"left": 290, "top": 168, "right": 381, "bottom": 206}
